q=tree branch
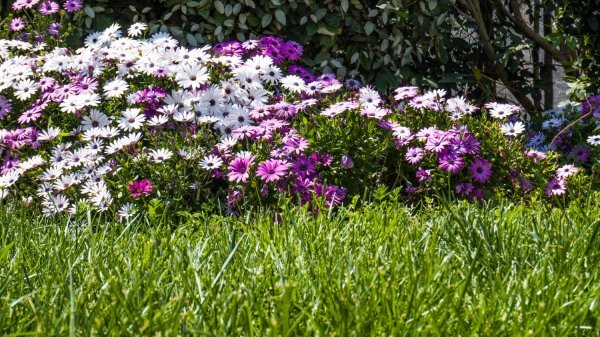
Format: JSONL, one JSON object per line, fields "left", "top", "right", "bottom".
{"left": 494, "top": 0, "right": 570, "bottom": 64}
{"left": 466, "top": 0, "right": 536, "bottom": 112}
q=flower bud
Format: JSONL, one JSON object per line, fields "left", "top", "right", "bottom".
{"left": 340, "top": 155, "right": 354, "bottom": 169}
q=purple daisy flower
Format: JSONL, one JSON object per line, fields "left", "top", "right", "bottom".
{"left": 545, "top": 177, "right": 566, "bottom": 196}
{"left": 455, "top": 182, "right": 474, "bottom": 198}
{"left": 0, "top": 96, "right": 12, "bottom": 119}
{"left": 345, "top": 78, "right": 361, "bottom": 90}
{"left": 63, "top": 0, "right": 83, "bottom": 12}
{"left": 12, "top": 0, "right": 39, "bottom": 10}
{"left": 582, "top": 94, "right": 600, "bottom": 118}
{"left": 340, "top": 155, "right": 354, "bottom": 169}
{"left": 416, "top": 167, "right": 432, "bottom": 182}
{"left": 468, "top": 158, "right": 492, "bottom": 183}
{"left": 438, "top": 151, "right": 464, "bottom": 173}
{"left": 405, "top": 147, "right": 424, "bottom": 165}
{"left": 9, "top": 17, "right": 26, "bottom": 32}
{"left": 291, "top": 156, "right": 316, "bottom": 177}
{"left": 38, "top": 1, "right": 59, "bottom": 15}
{"left": 47, "top": 22, "right": 62, "bottom": 36}
{"left": 424, "top": 132, "right": 450, "bottom": 153}
{"left": 567, "top": 145, "right": 590, "bottom": 163}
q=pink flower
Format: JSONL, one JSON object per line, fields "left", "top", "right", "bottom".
{"left": 128, "top": 179, "right": 154, "bottom": 198}
{"left": 9, "top": 17, "right": 26, "bottom": 32}
{"left": 227, "top": 152, "right": 255, "bottom": 184}
{"left": 38, "top": 1, "right": 59, "bottom": 15}
{"left": 256, "top": 159, "right": 290, "bottom": 182}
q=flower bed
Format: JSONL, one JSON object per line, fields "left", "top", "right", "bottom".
{"left": 0, "top": 21, "right": 598, "bottom": 218}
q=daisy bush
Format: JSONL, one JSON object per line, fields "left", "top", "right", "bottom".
{"left": 0, "top": 21, "right": 597, "bottom": 219}
{"left": 522, "top": 94, "right": 600, "bottom": 196}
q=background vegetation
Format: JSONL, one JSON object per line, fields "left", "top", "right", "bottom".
{"left": 16, "top": 0, "right": 593, "bottom": 112}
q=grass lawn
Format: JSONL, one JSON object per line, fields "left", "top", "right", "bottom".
{"left": 1, "top": 199, "right": 599, "bottom": 336}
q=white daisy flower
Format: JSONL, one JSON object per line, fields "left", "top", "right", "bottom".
{"left": 199, "top": 154, "right": 223, "bottom": 170}
{"left": 128, "top": 22, "right": 147, "bottom": 37}
{"left": 81, "top": 109, "right": 110, "bottom": 130}
{"left": 359, "top": 86, "right": 381, "bottom": 106}
{"left": 175, "top": 63, "right": 208, "bottom": 90}
{"left": 587, "top": 135, "right": 600, "bottom": 146}
{"left": 280, "top": 75, "right": 306, "bottom": 93}
{"left": 147, "top": 115, "right": 169, "bottom": 126}
{"left": 118, "top": 202, "right": 136, "bottom": 219}
{"left": 260, "top": 65, "right": 283, "bottom": 84}
{"left": 118, "top": 108, "right": 146, "bottom": 131}
{"left": 14, "top": 79, "right": 37, "bottom": 101}
{"left": 148, "top": 148, "right": 173, "bottom": 163}
{"left": 500, "top": 121, "right": 526, "bottom": 136}
{"left": 556, "top": 164, "right": 579, "bottom": 179}
{"left": 38, "top": 126, "right": 62, "bottom": 141}
{"left": 103, "top": 78, "right": 129, "bottom": 98}
{"left": 245, "top": 54, "right": 273, "bottom": 74}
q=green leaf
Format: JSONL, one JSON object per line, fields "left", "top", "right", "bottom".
{"left": 341, "top": 0, "right": 349, "bottom": 12}
{"left": 186, "top": 33, "right": 198, "bottom": 46}
{"left": 261, "top": 13, "right": 273, "bottom": 27}
{"left": 428, "top": 0, "right": 437, "bottom": 11}
{"left": 84, "top": 6, "right": 95, "bottom": 18}
{"left": 306, "top": 22, "right": 317, "bottom": 36}
{"left": 214, "top": 1, "right": 225, "bottom": 14}
{"left": 0, "top": 243, "right": 14, "bottom": 261}
{"left": 274, "top": 9, "right": 286, "bottom": 25}
{"left": 364, "top": 21, "right": 374, "bottom": 35}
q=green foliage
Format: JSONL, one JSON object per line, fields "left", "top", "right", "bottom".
{"left": 553, "top": 0, "right": 600, "bottom": 100}
{"left": 1, "top": 198, "right": 599, "bottom": 335}
{"left": 83, "top": 0, "right": 465, "bottom": 92}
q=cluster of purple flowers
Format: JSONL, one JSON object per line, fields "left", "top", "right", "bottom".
{"left": 8, "top": 0, "right": 81, "bottom": 42}
{"left": 213, "top": 36, "right": 302, "bottom": 64}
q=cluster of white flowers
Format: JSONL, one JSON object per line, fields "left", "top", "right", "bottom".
{"left": 0, "top": 23, "right": 313, "bottom": 215}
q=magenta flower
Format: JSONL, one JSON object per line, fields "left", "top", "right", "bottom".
{"left": 128, "top": 179, "right": 154, "bottom": 198}
{"left": 256, "top": 159, "right": 290, "bottom": 183}
{"left": 63, "top": 0, "right": 83, "bottom": 12}
{"left": 9, "top": 17, "right": 26, "bottom": 32}
{"left": 227, "top": 153, "right": 255, "bottom": 184}
{"left": 469, "top": 158, "right": 492, "bottom": 183}
{"left": 38, "top": 1, "right": 59, "bottom": 15}
{"left": 544, "top": 178, "right": 566, "bottom": 196}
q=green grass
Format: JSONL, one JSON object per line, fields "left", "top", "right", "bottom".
{"left": 1, "top": 199, "right": 599, "bottom": 336}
